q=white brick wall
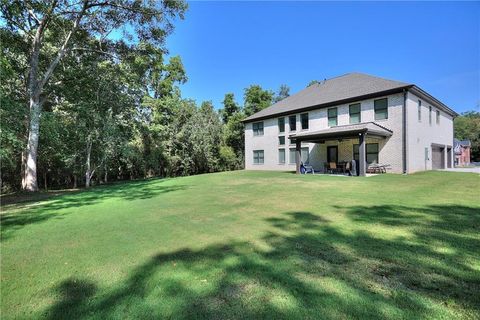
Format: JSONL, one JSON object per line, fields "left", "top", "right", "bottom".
{"left": 406, "top": 92, "right": 454, "bottom": 172}
{"left": 245, "top": 93, "right": 405, "bottom": 172}
{"left": 244, "top": 91, "right": 453, "bottom": 174}
{"left": 244, "top": 115, "right": 312, "bottom": 170}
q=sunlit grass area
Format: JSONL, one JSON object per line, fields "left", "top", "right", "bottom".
{"left": 1, "top": 171, "right": 479, "bottom": 319}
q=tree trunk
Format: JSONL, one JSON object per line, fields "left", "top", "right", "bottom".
{"left": 104, "top": 164, "right": 108, "bottom": 183}
{"left": 23, "top": 97, "right": 41, "bottom": 191}
{"left": 73, "top": 175, "right": 77, "bottom": 189}
{"left": 85, "top": 139, "right": 92, "bottom": 188}
{"left": 43, "top": 171, "right": 47, "bottom": 191}
{"left": 21, "top": 151, "right": 26, "bottom": 189}
{"left": 21, "top": 1, "right": 86, "bottom": 192}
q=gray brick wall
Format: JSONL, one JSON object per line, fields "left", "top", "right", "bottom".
{"left": 245, "top": 92, "right": 405, "bottom": 173}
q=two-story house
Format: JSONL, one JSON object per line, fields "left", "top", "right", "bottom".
{"left": 243, "top": 73, "right": 457, "bottom": 175}
{"left": 454, "top": 138, "right": 471, "bottom": 167}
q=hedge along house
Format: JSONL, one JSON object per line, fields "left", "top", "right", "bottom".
{"left": 243, "top": 73, "right": 458, "bottom": 175}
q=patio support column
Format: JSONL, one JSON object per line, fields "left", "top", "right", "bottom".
{"left": 295, "top": 139, "right": 301, "bottom": 174}
{"left": 359, "top": 132, "right": 366, "bottom": 176}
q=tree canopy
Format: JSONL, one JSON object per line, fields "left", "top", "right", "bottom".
{"left": 454, "top": 110, "right": 480, "bottom": 161}
{"left": 243, "top": 85, "right": 274, "bottom": 117}
{"left": 0, "top": 1, "right": 293, "bottom": 193}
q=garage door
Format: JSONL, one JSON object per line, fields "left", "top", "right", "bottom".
{"left": 432, "top": 146, "right": 445, "bottom": 169}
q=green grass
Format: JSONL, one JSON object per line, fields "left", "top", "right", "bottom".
{"left": 1, "top": 171, "right": 479, "bottom": 319}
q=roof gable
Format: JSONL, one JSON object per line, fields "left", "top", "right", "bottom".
{"left": 244, "top": 73, "right": 412, "bottom": 122}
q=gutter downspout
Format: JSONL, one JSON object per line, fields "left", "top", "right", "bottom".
{"left": 402, "top": 89, "right": 408, "bottom": 174}
{"left": 452, "top": 114, "right": 456, "bottom": 167}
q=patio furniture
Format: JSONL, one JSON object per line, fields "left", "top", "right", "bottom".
{"left": 366, "top": 164, "right": 379, "bottom": 173}
{"left": 351, "top": 159, "right": 357, "bottom": 176}
{"left": 377, "top": 164, "right": 391, "bottom": 173}
{"left": 301, "top": 162, "right": 315, "bottom": 174}
{"left": 327, "top": 162, "right": 339, "bottom": 174}
{"left": 345, "top": 161, "right": 352, "bottom": 175}
{"left": 337, "top": 161, "right": 348, "bottom": 174}
{"left": 366, "top": 163, "right": 391, "bottom": 173}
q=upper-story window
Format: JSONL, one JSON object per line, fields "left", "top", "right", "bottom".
{"left": 418, "top": 100, "right": 422, "bottom": 122}
{"left": 436, "top": 110, "right": 440, "bottom": 124}
{"left": 349, "top": 103, "right": 361, "bottom": 124}
{"left": 374, "top": 98, "right": 388, "bottom": 120}
{"left": 300, "top": 113, "right": 309, "bottom": 130}
{"left": 429, "top": 106, "right": 432, "bottom": 125}
{"left": 278, "top": 117, "right": 285, "bottom": 133}
{"left": 278, "top": 136, "right": 285, "bottom": 145}
{"left": 328, "top": 107, "right": 337, "bottom": 126}
{"left": 289, "top": 115, "right": 297, "bottom": 131}
{"left": 253, "top": 122, "right": 264, "bottom": 136}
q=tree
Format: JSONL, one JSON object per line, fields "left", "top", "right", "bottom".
{"left": 0, "top": 41, "right": 28, "bottom": 191}
{"left": 307, "top": 80, "right": 321, "bottom": 87}
{"left": 220, "top": 93, "right": 239, "bottom": 123}
{"left": 170, "top": 101, "right": 222, "bottom": 175}
{"left": 454, "top": 111, "right": 480, "bottom": 161}
{"left": 223, "top": 112, "right": 245, "bottom": 166}
{"left": 274, "top": 84, "right": 290, "bottom": 103}
{"left": 1, "top": 0, "right": 187, "bottom": 191}
{"left": 243, "top": 85, "right": 274, "bottom": 117}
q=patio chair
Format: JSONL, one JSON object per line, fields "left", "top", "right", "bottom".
{"left": 345, "top": 161, "right": 352, "bottom": 176}
{"left": 328, "top": 162, "right": 338, "bottom": 174}
{"left": 350, "top": 159, "right": 357, "bottom": 176}
{"left": 302, "top": 162, "right": 315, "bottom": 174}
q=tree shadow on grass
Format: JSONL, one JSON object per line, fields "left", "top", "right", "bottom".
{"left": 48, "top": 278, "right": 97, "bottom": 320}
{"left": 44, "top": 206, "right": 479, "bottom": 319}
{"left": 1, "top": 179, "right": 188, "bottom": 241}
{"left": 336, "top": 204, "right": 480, "bottom": 311}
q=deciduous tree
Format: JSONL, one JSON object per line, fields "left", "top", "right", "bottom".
{"left": 1, "top": 0, "right": 187, "bottom": 191}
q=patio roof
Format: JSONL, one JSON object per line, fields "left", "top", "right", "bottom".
{"left": 290, "top": 122, "right": 393, "bottom": 142}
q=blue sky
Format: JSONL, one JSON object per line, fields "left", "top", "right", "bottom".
{"left": 166, "top": 1, "right": 479, "bottom": 113}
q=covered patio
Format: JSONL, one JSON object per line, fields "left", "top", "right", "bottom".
{"left": 290, "top": 122, "right": 393, "bottom": 176}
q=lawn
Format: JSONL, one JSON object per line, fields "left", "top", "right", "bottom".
{"left": 1, "top": 171, "right": 479, "bottom": 319}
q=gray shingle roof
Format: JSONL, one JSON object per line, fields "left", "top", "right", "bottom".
{"left": 290, "top": 122, "right": 393, "bottom": 141}
{"left": 454, "top": 138, "right": 471, "bottom": 151}
{"left": 244, "top": 73, "right": 412, "bottom": 122}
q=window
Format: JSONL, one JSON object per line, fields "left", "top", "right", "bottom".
{"left": 436, "top": 110, "right": 440, "bottom": 124}
{"left": 418, "top": 100, "right": 422, "bottom": 122}
{"left": 253, "top": 122, "right": 264, "bottom": 136}
{"left": 278, "top": 149, "right": 285, "bottom": 164}
{"left": 349, "top": 103, "right": 361, "bottom": 124}
{"left": 300, "top": 113, "right": 309, "bottom": 130}
{"left": 429, "top": 106, "right": 432, "bottom": 125}
{"left": 289, "top": 115, "right": 296, "bottom": 131}
{"left": 278, "top": 136, "right": 285, "bottom": 145}
{"left": 374, "top": 98, "right": 388, "bottom": 120}
{"left": 289, "top": 148, "right": 296, "bottom": 164}
{"left": 353, "top": 143, "right": 379, "bottom": 164}
{"left": 301, "top": 147, "right": 309, "bottom": 163}
{"left": 366, "top": 143, "right": 379, "bottom": 164}
{"left": 278, "top": 117, "right": 285, "bottom": 133}
{"left": 289, "top": 138, "right": 296, "bottom": 145}
{"left": 253, "top": 150, "right": 264, "bottom": 164}
{"left": 328, "top": 107, "right": 337, "bottom": 126}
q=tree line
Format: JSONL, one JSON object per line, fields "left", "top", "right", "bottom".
{"left": 454, "top": 110, "right": 480, "bottom": 162}
{"left": 0, "top": 0, "right": 291, "bottom": 193}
